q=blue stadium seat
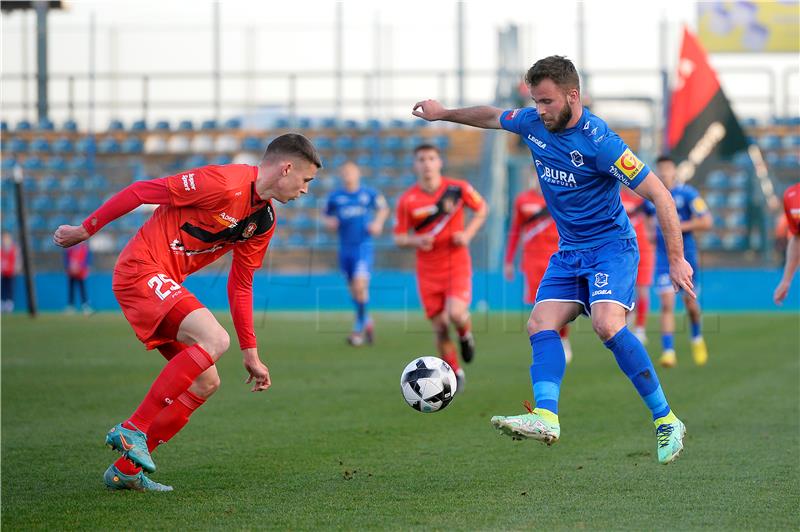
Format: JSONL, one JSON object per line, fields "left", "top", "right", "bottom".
{"left": 378, "top": 153, "right": 397, "bottom": 168}
{"left": 108, "top": 119, "right": 125, "bottom": 132}
{"left": 334, "top": 136, "right": 355, "bottom": 151}
{"left": 765, "top": 151, "right": 780, "bottom": 166}
{"left": 67, "top": 156, "right": 90, "bottom": 172}
{"left": 52, "top": 137, "right": 75, "bottom": 154}
{"left": 343, "top": 119, "right": 359, "bottom": 130}
{"left": 381, "top": 136, "right": 403, "bottom": 150}
{"left": 31, "top": 194, "right": 50, "bottom": 212}
{"left": 39, "top": 174, "right": 60, "bottom": 192}
{"left": 298, "top": 117, "right": 312, "bottom": 129}
{"left": 433, "top": 135, "right": 450, "bottom": 150}
{"left": 404, "top": 135, "right": 424, "bottom": 150}
{"left": 400, "top": 153, "right": 416, "bottom": 168}
{"left": 0, "top": 121, "right": 7, "bottom": 132}
{"left": 241, "top": 136, "right": 263, "bottom": 152}
{"left": 45, "top": 156, "right": 67, "bottom": 172}
{"left": 729, "top": 172, "right": 748, "bottom": 189}
{"left": 9, "top": 138, "right": 28, "bottom": 153}
{"left": 154, "top": 120, "right": 171, "bottom": 131}
{"left": 62, "top": 119, "right": 78, "bottom": 132}
{"left": 22, "top": 157, "right": 44, "bottom": 171}
{"left": 400, "top": 172, "right": 416, "bottom": 186}
{"left": 700, "top": 233, "right": 722, "bottom": 250}
{"left": 22, "top": 177, "right": 37, "bottom": 192}
{"left": 27, "top": 214, "right": 47, "bottom": 231}
{"left": 36, "top": 117, "right": 55, "bottom": 131}
{"left": 272, "top": 117, "right": 289, "bottom": 129}
{"left": 727, "top": 191, "right": 747, "bottom": 209}
{"left": 211, "top": 154, "right": 232, "bottom": 165}
{"left": 76, "top": 137, "right": 96, "bottom": 154}
{"left": 1, "top": 157, "right": 16, "bottom": 171}
{"left": 784, "top": 135, "right": 800, "bottom": 148}
{"left": 184, "top": 154, "right": 208, "bottom": 168}
{"left": 122, "top": 136, "right": 144, "bottom": 154}
{"left": 780, "top": 152, "right": 800, "bottom": 168}
{"left": 89, "top": 174, "right": 109, "bottom": 190}
{"left": 321, "top": 117, "right": 339, "bottom": 129}
{"left": 55, "top": 195, "right": 75, "bottom": 212}
{"left": 223, "top": 117, "right": 242, "bottom": 129}
{"left": 413, "top": 118, "right": 430, "bottom": 128}
{"left": 355, "top": 153, "right": 372, "bottom": 168}
{"left": 98, "top": 137, "right": 121, "bottom": 154}
{"left": 356, "top": 135, "right": 379, "bottom": 151}
{"left": 61, "top": 174, "right": 84, "bottom": 192}
{"left": 48, "top": 213, "right": 71, "bottom": 229}
{"left": 706, "top": 170, "right": 729, "bottom": 189}
{"left": 314, "top": 136, "right": 333, "bottom": 150}
{"left": 721, "top": 233, "right": 748, "bottom": 250}
{"left": 29, "top": 137, "right": 51, "bottom": 153}
{"left": 329, "top": 153, "right": 347, "bottom": 168}
{"left": 201, "top": 119, "right": 218, "bottom": 130}
{"left": 705, "top": 192, "right": 725, "bottom": 209}
{"left": 77, "top": 194, "right": 98, "bottom": 212}
{"left": 724, "top": 211, "right": 747, "bottom": 229}
{"left": 1, "top": 217, "right": 17, "bottom": 233}
{"left": 389, "top": 119, "right": 407, "bottom": 129}
{"left": 286, "top": 233, "right": 305, "bottom": 247}
{"left": 178, "top": 120, "right": 194, "bottom": 131}
{"left": 758, "top": 135, "right": 781, "bottom": 150}
{"left": 740, "top": 117, "right": 758, "bottom": 128}
{"left": 366, "top": 118, "right": 382, "bottom": 131}
{"left": 16, "top": 120, "right": 32, "bottom": 131}
{"left": 131, "top": 119, "right": 147, "bottom": 132}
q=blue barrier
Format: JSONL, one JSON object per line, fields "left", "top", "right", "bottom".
{"left": 7, "top": 269, "right": 799, "bottom": 312}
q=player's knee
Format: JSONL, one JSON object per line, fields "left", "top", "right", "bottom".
{"left": 193, "top": 372, "right": 221, "bottom": 398}
{"left": 199, "top": 328, "right": 230, "bottom": 360}
{"left": 591, "top": 319, "right": 622, "bottom": 342}
{"left": 526, "top": 314, "right": 548, "bottom": 336}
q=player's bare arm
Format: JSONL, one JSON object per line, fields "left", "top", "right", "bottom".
{"left": 453, "top": 203, "right": 488, "bottom": 246}
{"left": 322, "top": 215, "right": 339, "bottom": 231}
{"left": 412, "top": 100, "right": 504, "bottom": 129}
{"left": 774, "top": 233, "right": 800, "bottom": 305}
{"left": 634, "top": 172, "right": 696, "bottom": 298}
{"left": 680, "top": 212, "right": 713, "bottom": 232}
{"left": 368, "top": 197, "right": 390, "bottom": 236}
{"left": 53, "top": 224, "right": 90, "bottom": 248}
{"left": 394, "top": 233, "right": 434, "bottom": 251}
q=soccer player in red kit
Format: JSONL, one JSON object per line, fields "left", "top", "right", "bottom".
{"left": 774, "top": 182, "right": 800, "bottom": 305}
{"left": 53, "top": 134, "right": 321, "bottom": 492}
{"left": 504, "top": 176, "right": 572, "bottom": 362}
{"left": 393, "top": 144, "right": 487, "bottom": 390}
{"left": 620, "top": 187, "right": 655, "bottom": 344}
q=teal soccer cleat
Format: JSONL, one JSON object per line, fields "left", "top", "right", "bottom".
{"left": 104, "top": 464, "right": 172, "bottom": 492}
{"left": 105, "top": 423, "right": 156, "bottom": 473}
{"left": 655, "top": 414, "right": 686, "bottom": 465}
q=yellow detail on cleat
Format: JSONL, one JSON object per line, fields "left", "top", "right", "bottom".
{"left": 654, "top": 410, "right": 678, "bottom": 428}
{"left": 691, "top": 337, "right": 708, "bottom": 366}
{"left": 533, "top": 408, "right": 559, "bottom": 425}
{"left": 659, "top": 350, "right": 677, "bottom": 368}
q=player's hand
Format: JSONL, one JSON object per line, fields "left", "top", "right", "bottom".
{"left": 773, "top": 279, "right": 791, "bottom": 305}
{"left": 53, "top": 224, "right": 90, "bottom": 248}
{"left": 412, "top": 99, "right": 446, "bottom": 122}
{"left": 452, "top": 231, "right": 470, "bottom": 247}
{"left": 367, "top": 221, "right": 383, "bottom": 236}
{"left": 503, "top": 263, "right": 514, "bottom": 281}
{"left": 415, "top": 234, "right": 434, "bottom": 251}
{"left": 324, "top": 217, "right": 339, "bottom": 231}
{"left": 244, "top": 357, "right": 271, "bottom": 392}
{"left": 669, "top": 258, "right": 696, "bottom": 299}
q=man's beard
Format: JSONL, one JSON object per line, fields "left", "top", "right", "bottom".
{"left": 543, "top": 102, "right": 573, "bottom": 132}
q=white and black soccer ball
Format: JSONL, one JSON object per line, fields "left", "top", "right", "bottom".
{"left": 400, "top": 356, "right": 458, "bottom": 413}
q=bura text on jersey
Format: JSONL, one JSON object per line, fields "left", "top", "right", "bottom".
{"left": 535, "top": 160, "right": 577, "bottom": 187}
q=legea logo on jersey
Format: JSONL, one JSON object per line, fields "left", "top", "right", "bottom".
{"left": 594, "top": 272, "right": 609, "bottom": 288}
{"left": 213, "top": 211, "right": 239, "bottom": 228}
{"left": 614, "top": 149, "right": 644, "bottom": 180}
{"left": 527, "top": 134, "right": 547, "bottom": 149}
{"left": 534, "top": 159, "right": 577, "bottom": 188}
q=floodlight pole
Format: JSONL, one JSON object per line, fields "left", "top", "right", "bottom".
{"left": 13, "top": 165, "right": 37, "bottom": 318}
{"left": 456, "top": 2, "right": 465, "bottom": 108}
{"left": 34, "top": 0, "right": 49, "bottom": 123}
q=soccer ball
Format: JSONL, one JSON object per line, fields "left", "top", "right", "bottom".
{"left": 400, "top": 356, "right": 458, "bottom": 413}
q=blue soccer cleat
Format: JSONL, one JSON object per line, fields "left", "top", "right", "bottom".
{"left": 105, "top": 422, "right": 156, "bottom": 473}
{"left": 104, "top": 464, "right": 172, "bottom": 492}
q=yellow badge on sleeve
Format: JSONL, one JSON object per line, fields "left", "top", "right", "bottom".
{"left": 692, "top": 197, "right": 709, "bottom": 214}
{"left": 614, "top": 149, "right": 645, "bottom": 180}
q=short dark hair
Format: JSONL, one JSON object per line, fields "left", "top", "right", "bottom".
{"left": 656, "top": 154, "right": 675, "bottom": 164}
{"left": 413, "top": 143, "right": 440, "bottom": 156}
{"left": 524, "top": 55, "right": 580, "bottom": 92}
{"left": 263, "top": 133, "right": 323, "bottom": 168}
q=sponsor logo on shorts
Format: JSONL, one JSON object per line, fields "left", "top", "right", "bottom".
{"left": 614, "top": 149, "right": 645, "bottom": 180}
{"left": 594, "top": 272, "right": 609, "bottom": 288}
{"left": 527, "top": 134, "right": 547, "bottom": 149}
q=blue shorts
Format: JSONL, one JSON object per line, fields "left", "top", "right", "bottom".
{"left": 655, "top": 251, "right": 699, "bottom": 294}
{"left": 339, "top": 244, "right": 373, "bottom": 281}
{"left": 535, "top": 238, "right": 639, "bottom": 316}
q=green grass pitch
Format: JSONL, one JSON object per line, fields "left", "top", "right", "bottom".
{"left": 2, "top": 311, "right": 798, "bottom": 529}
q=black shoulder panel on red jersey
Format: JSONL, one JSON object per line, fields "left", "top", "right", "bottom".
{"left": 180, "top": 202, "right": 275, "bottom": 244}
{"left": 413, "top": 185, "right": 463, "bottom": 232}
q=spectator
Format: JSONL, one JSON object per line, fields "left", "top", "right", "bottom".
{"left": 1, "top": 231, "right": 18, "bottom": 312}
{"left": 64, "top": 241, "right": 93, "bottom": 314}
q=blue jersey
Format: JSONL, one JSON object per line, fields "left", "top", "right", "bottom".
{"left": 325, "top": 187, "right": 386, "bottom": 249}
{"left": 500, "top": 106, "right": 651, "bottom": 250}
{"left": 645, "top": 184, "right": 709, "bottom": 258}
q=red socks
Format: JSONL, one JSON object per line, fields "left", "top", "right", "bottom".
{"left": 558, "top": 325, "right": 569, "bottom": 338}
{"left": 456, "top": 322, "right": 471, "bottom": 339}
{"left": 125, "top": 344, "right": 214, "bottom": 434}
{"left": 115, "top": 390, "right": 206, "bottom": 476}
{"left": 441, "top": 350, "right": 461, "bottom": 373}
{"left": 636, "top": 293, "right": 649, "bottom": 328}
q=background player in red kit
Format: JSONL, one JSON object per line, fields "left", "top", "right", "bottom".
{"left": 774, "top": 182, "right": 800, "bottom": 305}
{"left": 394, "top": 144, "right": 487, "bottom": 390}
{"left": 53, "top": 134, "right": 321, "bottom": 492}
{"left": 620, "top": 187, "right": 656, "bottom": 344}
{"left": 504, "top": 175, "right": 572, "bottom": 362}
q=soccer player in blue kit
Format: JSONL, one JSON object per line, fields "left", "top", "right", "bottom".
{"left": 323, "top": 161, "right": 389, "bottom": 346}
{"left": 648, "top": 155, "right": 713, "bottom": 368}
{"left": 413, "top": 56, "right": 694, "bottom": 464}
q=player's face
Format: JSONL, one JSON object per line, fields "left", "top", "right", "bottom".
{"left": 530, "top": 79, "right": 576, "bottom": 133}
{"left": 341, "top": 162, "right": 360, "bottom": 190}
{"left": 275, "top": 159, "right": 318, "bottom": 203}
{"left": 413, "top": 149, "right": 442, "bottom": 180}
{"left": 657, "top": 161, "right": 677, "bottom": 189}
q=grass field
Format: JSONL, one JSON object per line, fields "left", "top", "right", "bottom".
{"left": 2, "top": 311, "right": 798, "bottom": 530}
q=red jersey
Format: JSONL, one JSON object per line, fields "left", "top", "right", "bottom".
{"left": 504, "top": 189, "right": 559, "bottom": 268}
{"left": 620, "top": 188, "right": 654, "bottom": 254}
{"left": 65, "top": 242, "right": 90, "bottom": 280}
{"left": 394, "top": 177, "right": 485, "bottom": 273}
{"left": 113, "top": 165, "right": 274, "bottom": 283}
{"left": 1, "top": 243, "right": 16, "bottom": 277}
{"left": 784, "top": 183, "right": 800, "bottom": 236}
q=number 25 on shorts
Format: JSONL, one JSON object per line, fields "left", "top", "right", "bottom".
{"left": 147, "top": 274, "right": 181, "bottom": 301}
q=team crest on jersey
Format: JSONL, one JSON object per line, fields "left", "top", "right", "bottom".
{"left": 570, "top": 150, "right": 584, "bottom": 168}
{"left": 614, "top": 149, "right": 645, "bottom": 180}
{"left": 594, "top": 272, "right": 609, "bottom": 288}
{"left": 242, "top": 222, "right": 258, "bottom": 239}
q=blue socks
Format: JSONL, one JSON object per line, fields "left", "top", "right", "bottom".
{"left": 354, "top": 300, "right": 367, "bottom": 332}
{"left": 605, "top": 327, "right": 670, "bottom": 420}
{"left": 530, "top": 330, "right": 566, "bottom": 414}
{"left": 661, "top": 333, "right": 674, "bottom": 352}
{"left": 690, "top": 320, "right": 702, "bottom": 340}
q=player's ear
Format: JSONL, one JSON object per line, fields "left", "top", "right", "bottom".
{"left": 281, "top": 161, "right": 293, "bottom": 176}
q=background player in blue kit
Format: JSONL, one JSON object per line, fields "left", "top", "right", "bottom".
{"left": 649, "top": 155, "right": 713, "bottom": 368}
{"left": 323, "top": 161, "right": 390, "bottom": 346}
{"left": 413, "top": 55, "right": 695, "bottom": 464}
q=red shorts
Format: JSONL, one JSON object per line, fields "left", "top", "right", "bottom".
{"left": 522, "top": 260, "right": 550, "bottom": 305}
{"left": 112, "top": 262, "right": 204, "bottom": 350}
{"left": 417, "top": 267, "right": 472, "bottom": 319}
{"left": 637, "top": 248, "right": 655, "bottom": 287}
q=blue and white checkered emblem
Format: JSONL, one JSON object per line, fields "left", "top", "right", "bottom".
{"left": 594, "top": 272, "right": 609, "bottom": 288}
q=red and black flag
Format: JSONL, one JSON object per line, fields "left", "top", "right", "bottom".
{"left": 667, "top": 26, "right": 749, "bottom": 180}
